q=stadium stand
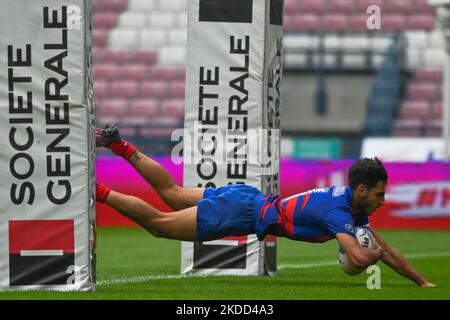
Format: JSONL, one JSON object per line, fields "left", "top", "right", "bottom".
{"left": 284, "top": 0, "right": 435, "bottom": 33}
{"left": 93, "top": 0, "right": 186, "bottom": 154}
{"left": 92, "top": 0, "right": 443, "bottom": 156}
{"left": 393, "top": 67, "right": 444, "bottom": 137}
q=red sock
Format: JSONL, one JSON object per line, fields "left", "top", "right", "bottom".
{"left": 108, "top": 140, "right": 137, "bottom": 160}
{"left": 96, "top": 183, "right": 111, "bottom": 203}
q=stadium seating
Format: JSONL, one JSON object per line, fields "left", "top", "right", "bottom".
{"left": 399, "top": 101, "right": 431, "bottom": 120}
{"left": 103, "top": 49, "right": 132, "bottom": 64}
{"left": 394, "top": 67, "right": 444, "bottom": 137}
{"left": 283, "top": 0, "right": 435, "bottom": 33}
{"left": 99, "top": 99, "right": 130, "bottom": 117}
{"left": 392, "top": 119, "right": 424, "bottom": 137}
{"left": 284, "top": 32, "right": 395, "bottom": 71}
{"left": 407, "top": 82, "right": 439, "bottom": 100}
{"left": 140, "top": 81, "right": 170, "bottom": 99}
{"left": 408, "top": 15, "right": 435, "bottom": 31}
{"left": 110, "top": 80, "right": 139, "bottom": 98}
{"left": 425, "top": 119, "right": 443, "bottom": 137}
{"left": 93, "top": 30, "right": 108, "bottom": 47}
{"left": 121, "top": 64, "right": 150, "bottom": 80}
{"left": 91, "top": 0, "right": 443, "bottom": 148}
{"left": 93, "top": 0, "right": 127, "bottom": 12}
{"left": 93, "top": 63, "right": 121, "bottom": 79}
{"left": 329, "top": 0, "right": 355, "bottom": 14}
{"left": 431, "top": 101, "right": 443, "bottom": 119}
{"left": 131, "top": 99, "right": 160, "bottom": 117}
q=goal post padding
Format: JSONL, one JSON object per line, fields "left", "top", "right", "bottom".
{"left": 182, "top": 0, "right": 284, "bottom": 276}
{"left": 0, "top": 0, "right": 95, "bottom": 291}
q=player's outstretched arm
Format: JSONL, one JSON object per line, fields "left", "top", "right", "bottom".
{"left": 336, "top": 233, "right": 384, "bottom": 269}
{"left": 368, "top": 227, "right": 435, "bottom": 287}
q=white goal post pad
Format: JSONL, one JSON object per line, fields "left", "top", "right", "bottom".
{"left": 0, "top": 0, "right": 95, "bottom": 291}
{"left": 182, "top": 0, "right": 284, "bottom": 276}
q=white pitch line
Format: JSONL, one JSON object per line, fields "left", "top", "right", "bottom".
{"left": 404, "top": 251, "right": 450, "bottom": 259}
{"left": 97, "top": 251, "right": 450, "bottom": 286}
{"left": 97, "top": 274, "right": 205, "bottom": 286}
{"left": 278, "top": 251, "right": 450, "bottom": 270}
{"left": 278, "top": 260, "right": 337, "bottom": 270}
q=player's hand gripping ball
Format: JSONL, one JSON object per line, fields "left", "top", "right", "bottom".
{"left": 339, "top": 227, "right": 375, "bottom": 276}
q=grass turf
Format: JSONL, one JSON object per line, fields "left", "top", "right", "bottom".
{"left": 0, "top": 228, "right": 449, "bottom": 300}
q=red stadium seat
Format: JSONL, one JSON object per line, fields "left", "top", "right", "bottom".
{"left": 93, "top": 81, "right": 109, "bottom": 100}
{"left": 328, "top": 0, "right": 356, "bottom": 14}
{"left": 93, "top": 64, "right": 121, "bottom": 80}
{"left": 169, "top": 81, "right": 186, "bottom": 98}
{"left": 357, "top": 0, "right": 384, "bottom": 11}
{"left": 350, "top": 14, "right": 369, "bottom": 31}
{"left": 121, "top": 64, "right": 150, "bottom": 80}
{"left": 425, "top": 119, "right": 442, "bottom": 137}
{"left": 414, "top": 0, "right": 435, "bottom": 15}
{"left": 392, "top": 119, "right": 424, "bottom": 137}
{"left": 414, "top": 68, "right": 443, "bottom": 83}
{"left": 161, "top": 99, "right": 185, "bottom": 117}
{"left": 284, "top": 0, "right": 301, "bottom": 15}
{"left": 99, "top": 99, "right": 130, "bottom": 117}
{"left": 110, "top": 0, "right": 128, "bottom": 12}
{"left": 130, "top": 50, "right": 157, "bottom": 65}
{"left": 147, "top": 116, "right": 181, "bottom": 126}
{"left": 399, "top": 101, "right": 430, "bottom": 119}
{"left": 150, "top": 66, "right": 185, "bottom": 80}
{"left": 385, "top": 0, "right": 412, "bottom": 14}
{"left": 408, "top": 15, "right": 435, "bottom": 31}
{"left": 93, "top": 30, "right": 108, "bottom": 48}
{"left": 103, "top": 49, "right": 131, "bottom": 64}
{"left": 93, "top": 0, "right": 127, "bottom": 13}
{"left": 93, "top": 13, "right": 118, "bottom": 30}
{"left": 130, "top": 99, "right": 160, "bottom": 117}
{"left": 300, "top": 0, "right": 327, "bottom": 13}
{"left": 430, "top": 101, "right": 443, "bottom": 119}
{"left": 110, "top": 81, "right": 139, "bottom": 98}
{"left": 407, "top": 83, "right": 439, "bottom": 100}
{"left": 140, "top": 126, "right": 177, "bottom": 137}
{"left": 119, "top": 117, "right": 150, "bottom": 126}
{"left": 290, "top": 15, "right": 320, "bottom": 32}
{"left": 381, "top": 14, "right": 407, "bottom": 32}
{"left": 140, "top": 81, "right": 170, "bottom": 99}
{"left": 321, "top": 14, "right": 348, "bottom": 32}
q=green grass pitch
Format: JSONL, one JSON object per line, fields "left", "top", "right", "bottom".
{"left": 0, "top": 229, "right": 449, "bottom": 300}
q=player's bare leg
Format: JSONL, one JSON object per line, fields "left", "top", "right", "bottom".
{"left": 127, "top": 151, "right": 204, "bottom": 210}
{"left": 96, "top": 124, "right": 204, "bottom": 211}
{"left": 97, "top": 184, "right": 198, "bottom": 241}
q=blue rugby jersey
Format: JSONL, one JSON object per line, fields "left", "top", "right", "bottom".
{"left": 254, "top": 186, "right": 370, "bottom": 243}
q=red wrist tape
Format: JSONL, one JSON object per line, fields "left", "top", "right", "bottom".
{"left": 96, "top": 183, "right": 111, "bottom": 203}
{"left": 108, "top": 140, "right": 137, "bottom": 160}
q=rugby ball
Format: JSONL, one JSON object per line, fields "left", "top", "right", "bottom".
{"left": 338, "top": 227, "right": 375, "bottom": 276}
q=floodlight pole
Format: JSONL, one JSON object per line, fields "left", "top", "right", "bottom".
{"left": 430, "top": 1, "right": 450, "bottom": 161}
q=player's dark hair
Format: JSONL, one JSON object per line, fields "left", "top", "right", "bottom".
{"left": 348, "top": 157, "right": 388, "bottom": 190}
